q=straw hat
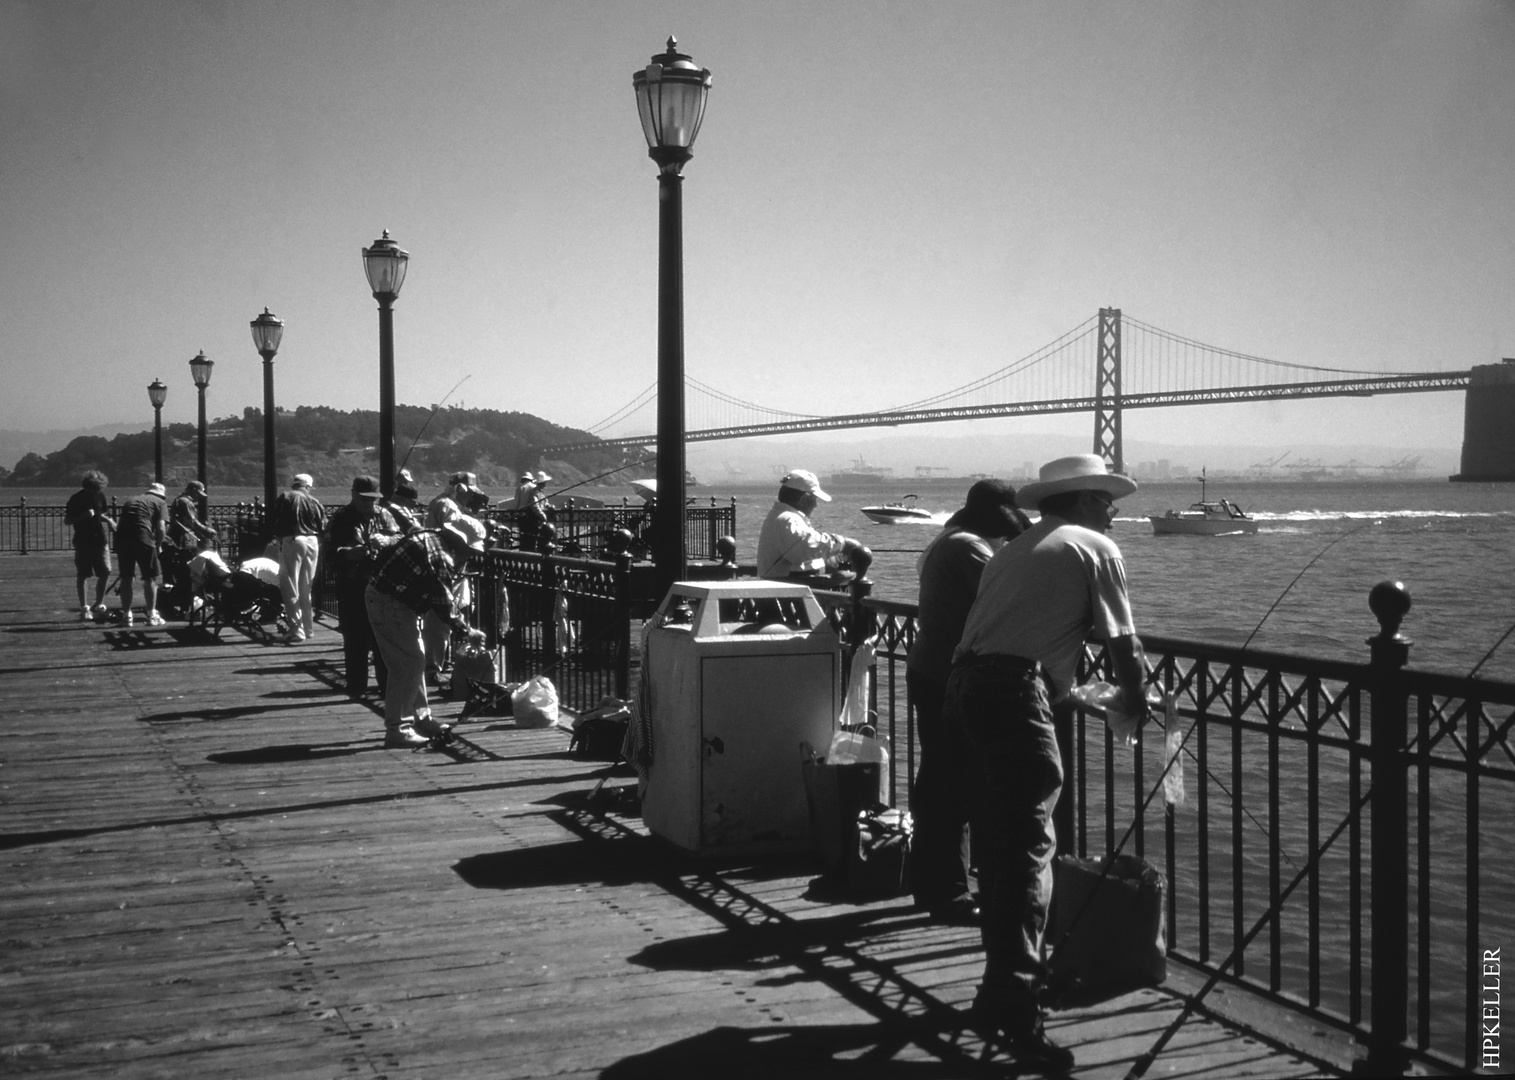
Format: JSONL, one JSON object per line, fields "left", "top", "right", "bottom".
{"left": 1016, "top": 455, "right": 1137, "bottom": 510}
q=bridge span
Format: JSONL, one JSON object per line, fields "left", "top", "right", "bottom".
{"left": 543, "top": 309, "right": 1503, "bottom": 477}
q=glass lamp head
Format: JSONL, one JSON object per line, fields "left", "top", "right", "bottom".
{"left": 189, "top": 350, "right": 214, "bottom": 388}
{"left": 362, "top": 230, "right": 410, "bottom": 299}
{"left": 147, "top": 378, "right": 168, "bottom": 409}
{"left": 632, "top": 36, "right": 712, "bottom": 174}
{"left": 250, "top": 308, "right": 284, "bottom": 357}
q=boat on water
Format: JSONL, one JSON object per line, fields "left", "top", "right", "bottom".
{"left": 825, "top": 457, "right": 896, "bottom": 487}
{"left": 860, "top": 494, "right": 936, "bottom": 525}
{"left": 1149, "top": 470, "right": 1258, "bottom": 536}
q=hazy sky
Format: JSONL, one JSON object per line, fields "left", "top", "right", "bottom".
{"left": 2, "top": 1, "right": 1511, "bottom": 454}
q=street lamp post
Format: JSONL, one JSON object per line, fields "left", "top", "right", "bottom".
{"left": 189, "top": 350, "right": 214, "bottom": 516}
{"left": 147, "top": 379, "right": 168, "bottom": 483}
{"left": 250, "top": 309, "right": 284, "bottom": 514}
{"left": 362, "top": 230, "right": 409, "bottom": 498}
{"left": 632, "top": 36, "right": 711, "bottom": 598}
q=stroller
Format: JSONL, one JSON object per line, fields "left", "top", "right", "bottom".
{"left": 189, "top": 557, "right": 285, "bottom": 642}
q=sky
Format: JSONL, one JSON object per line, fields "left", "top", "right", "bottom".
{"left": 1, "top": 1, "right": 1512, "bottom": 458}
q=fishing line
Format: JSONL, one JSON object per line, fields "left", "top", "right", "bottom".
{"left": 397, "top": 376, "right": 472, "bottom": 475}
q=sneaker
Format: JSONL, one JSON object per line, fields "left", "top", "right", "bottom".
{"left": 121, "top": 610, "right": 134, "bottom": 628}
{"left": 384, "top": 725, "right": 429, "bottom": 749}
{"left": 413, "top": 714, "right": 453, "bottom": 739}
{"left": 282, "top": 628, "right": 306, "bottom": 644}
{"left": 79, "top": 606, "right": 92, "bottom": 622}
{"left": 92, "top": 604, "right": 109, "bottom": 623}
{"left": 147, "top": 612, "right": 166, "bottom": 627}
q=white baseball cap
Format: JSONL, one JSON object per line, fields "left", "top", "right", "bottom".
{"left": 780, "top": 469, "right": 831, "bottom": 502}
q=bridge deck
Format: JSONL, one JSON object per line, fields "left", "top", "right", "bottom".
{"left": 1, "top": 553, "right": 1370, "bottom": 1078}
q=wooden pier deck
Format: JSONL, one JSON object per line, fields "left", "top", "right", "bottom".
{"left": 1, "top": 552, "right": 1367, "bottom": 1078}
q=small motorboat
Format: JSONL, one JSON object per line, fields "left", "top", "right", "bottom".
{"left": 1149, "top": 470, "right": 1258, "bottom": 536}
{"left": 861, "top": 494, "right": 936, "bottom": 525}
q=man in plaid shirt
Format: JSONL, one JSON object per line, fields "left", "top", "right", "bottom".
{"left": 366, "top": 515, "right": 488, "bottom": 747}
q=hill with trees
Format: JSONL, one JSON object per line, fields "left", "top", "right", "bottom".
{"left": 2, "top": 405, "right": 634, "bottom": 493}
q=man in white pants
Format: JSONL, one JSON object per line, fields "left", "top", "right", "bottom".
{"left": 271, "top": 473, "right": 326, "bottom": 643}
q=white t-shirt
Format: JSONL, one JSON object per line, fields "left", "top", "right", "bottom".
{"left": 954, "top": 517, "right": 1137, "bottom": 696}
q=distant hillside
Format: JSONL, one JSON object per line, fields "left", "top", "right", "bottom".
{"left": 1, "top": 405, "right": 631, "bottom": 491}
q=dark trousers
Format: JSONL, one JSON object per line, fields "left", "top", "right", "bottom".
{"left": 907, "top": 668, "right": 974, "bottom": 908}
{"left": 943, "top": 657, "right": 1062, "bottom": 1008}
{"left": 337, "top": 581, "right": 387, "bottom": 696}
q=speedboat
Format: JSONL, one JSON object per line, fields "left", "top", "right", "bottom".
{"left": 861, "top": 494, "right": 936, "bottom": 525}
{"left": 1149, "top": 470, "right": 1258, "bottom": 536}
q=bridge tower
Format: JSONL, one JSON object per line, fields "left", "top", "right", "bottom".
{"left": 1093, "top": 307, "right": 1123, "bottom": 473}
{"left": 1453, "top": 357, "right": 1515, "bottom": 481}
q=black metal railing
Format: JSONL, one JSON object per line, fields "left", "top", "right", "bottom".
{"left": 483, "top": 548, "right": 633, "bottom": 712}
{"left": 0, "top": 497, "right": 270, "bottom": 556}
{"left": 484, "top": 498, "right": 736, "bottom": 562}
{"left": 820, "top": 584, "right": 1512, "bottom": 1075}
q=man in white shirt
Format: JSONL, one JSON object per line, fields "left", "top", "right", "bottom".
{"left": 946, "top": 454, "right": 1151, "bottom": 1072}
{"left": 755, "top": 469, "right": 866, "bottom": 580}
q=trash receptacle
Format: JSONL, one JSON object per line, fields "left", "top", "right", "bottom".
{"left": 642, "top": 580, "right": 842, "bottom": 856}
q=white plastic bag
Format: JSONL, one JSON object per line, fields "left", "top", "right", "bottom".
{"left": 838, "top": 642, "right": 875, "bottom": 730}
{"left": 1066, "top": 680, "right": 1140, "bottom": 747}
{"left": 827, "top": 724, "right": 889, "bottom": 804}
{"left": 511, "top": 675, "right": 559, "bottom": 728}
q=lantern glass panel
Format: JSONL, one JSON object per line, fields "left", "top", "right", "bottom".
{"left": 250, "top": 314, "right": 284, "bottom": 356}
{"left": 189, "top": 353, "right": 214, "bottom": 387}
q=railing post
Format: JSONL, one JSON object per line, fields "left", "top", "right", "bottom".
{"left": 614, "top": 551, "right": 632, "bottom": 700}
{"left": 542, "top": 544, "right": 558, "bottom": 661}
{"left": 19, "top": 497, "right": 28, "bottom": 556}
{"left": 1362, "top": 580, "right": 1412, "bottom": 1076}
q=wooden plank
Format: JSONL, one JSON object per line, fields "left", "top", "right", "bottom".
{"left": 0, "top": 552, "right": 1357, "bottom": 1078}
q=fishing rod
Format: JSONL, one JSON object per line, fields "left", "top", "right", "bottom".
{"left": 1467, "top": 617, "right": 1515, "bottom": 679}
{"left": 397, "top": 376, "right": 471, "bottom": 477}
{"left": 1050, "top": 522, "right": 1374, "bottom": 978}
{"left": 1123, "top": 785, "right": 1373, "bottom": 1080}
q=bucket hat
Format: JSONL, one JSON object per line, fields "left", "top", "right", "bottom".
{"left": 146, "top": 482, "right": 166, "bottom": 498}
{"left": 440, "top": 515, "right": 487, "bottom": 553}
{"left": 1016, "top": 455, "right": 1136, "bottom": 511}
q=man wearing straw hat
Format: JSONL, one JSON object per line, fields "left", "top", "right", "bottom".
{"left": 945, "top": 454, "right": 1151, "bottom": 1071}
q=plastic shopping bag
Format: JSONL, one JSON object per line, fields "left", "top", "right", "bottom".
{"left": 511, "top": 675, "right": 559, "bottom": 728}
{"left": 826, "top": 724, "right": 889, "bottom": 804}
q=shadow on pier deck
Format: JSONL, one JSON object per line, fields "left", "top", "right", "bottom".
{"left": 1, "top": 553, "right": 1368, "bottom": 1078}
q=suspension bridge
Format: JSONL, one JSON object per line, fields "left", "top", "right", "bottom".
{"left": 544, "top": 309, "right": 1472, "bottom": 472}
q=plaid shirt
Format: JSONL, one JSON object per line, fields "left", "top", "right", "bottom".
{"left": 369, "top": 530, "right": 468, "bottom": 631}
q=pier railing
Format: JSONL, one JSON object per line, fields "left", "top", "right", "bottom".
{"left": 457, "top": 558, "right": 1508, "bottom": 1073}
{"left": 0, "top": 497, "right": 270, "bottom": 556}
{"left": 814, "top": 583, "right": 1512, "bottom": 1076}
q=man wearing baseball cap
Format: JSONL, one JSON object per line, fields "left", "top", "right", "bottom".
{"left": 945, "top": 454, "right": 1151, "bottom": 1071}
{"left": 326, "top": 476, "right": 401, "bottom": 697}
{"left": 365, "top": 514, "right": 488, "bottom": 747}
{"left": 271, "top": 473, "right": 326, "bottom": 643}
{"left": 755, "top": 469, "right": 867, "bottom": 581}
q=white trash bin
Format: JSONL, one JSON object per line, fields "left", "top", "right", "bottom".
{"left": 642, "top": 580, "right": 842, "bottom": 856}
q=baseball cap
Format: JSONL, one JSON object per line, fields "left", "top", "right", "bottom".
{"left": 780, "top": 469, "right": 830, "bottom": 502}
